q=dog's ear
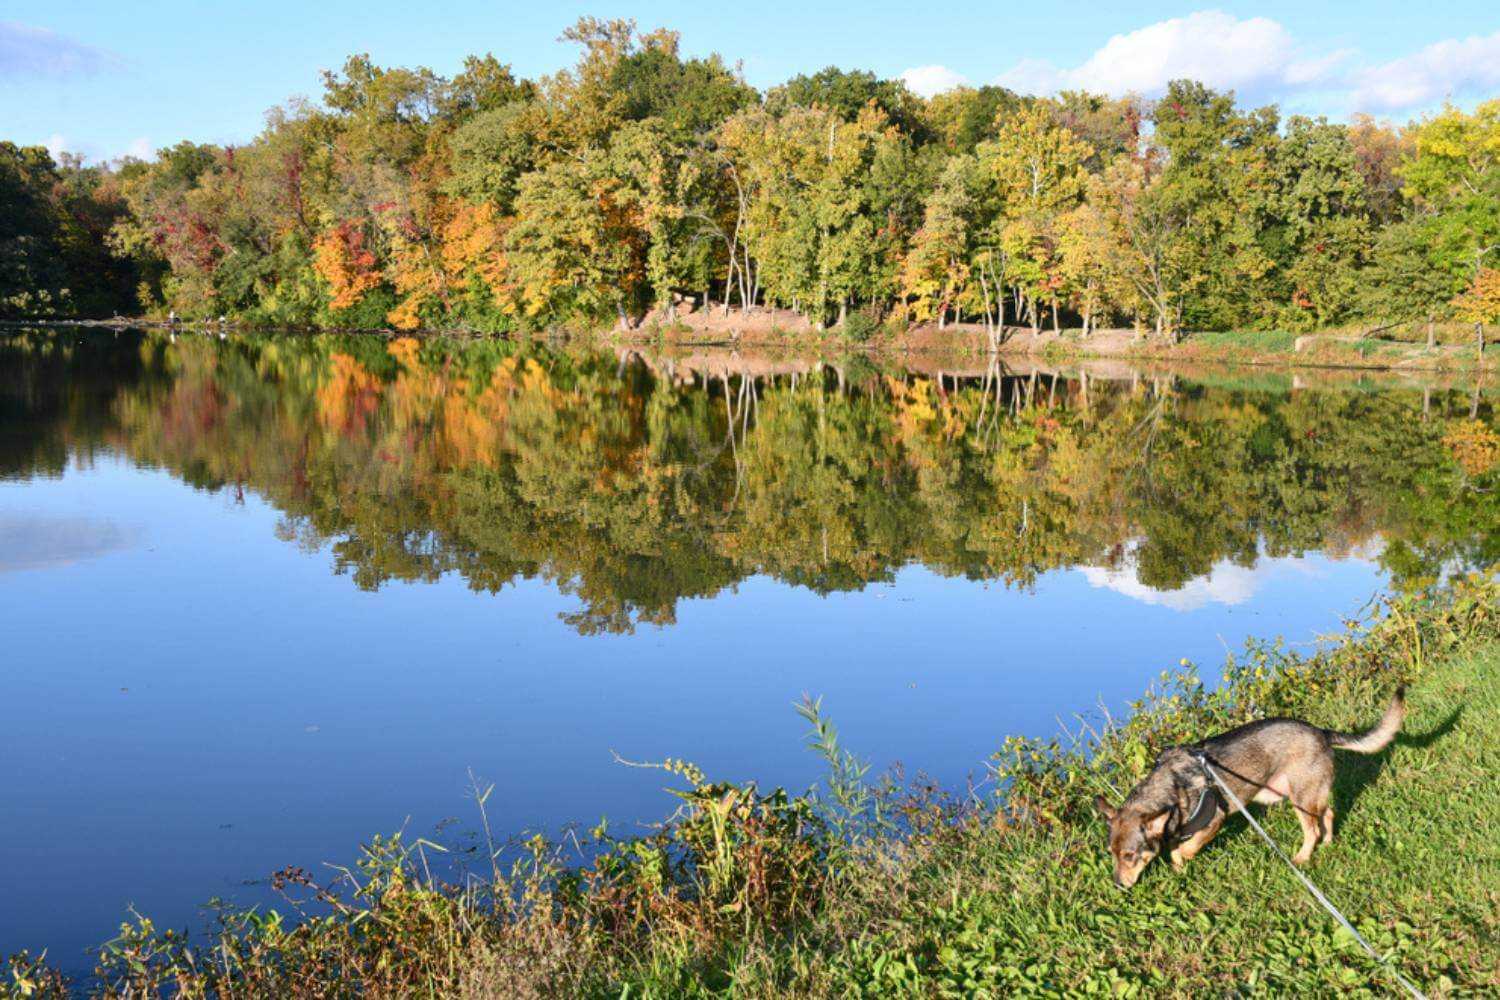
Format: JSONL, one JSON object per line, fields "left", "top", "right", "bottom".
{"left": 1093, "top": 795, "right": 1116, "bottom": 821}
{"left": 1143, "top": 809, "right": 1171, "bottom": 838}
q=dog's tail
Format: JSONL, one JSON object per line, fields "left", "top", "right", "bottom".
{"left": 1327, "top": 686, "right": 1405, "bottom": 754}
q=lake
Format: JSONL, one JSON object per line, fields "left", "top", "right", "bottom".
{"left": 1, "top": 327, "right": 1494, "bottom": 971}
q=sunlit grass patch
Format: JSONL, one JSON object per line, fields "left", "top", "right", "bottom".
{"left": 1185, "top": 329, "right": 1301, "bottom": 353}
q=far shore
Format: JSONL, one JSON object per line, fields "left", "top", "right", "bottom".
{"left": 6, "top": 312, "right": 1494, "bottom": 375}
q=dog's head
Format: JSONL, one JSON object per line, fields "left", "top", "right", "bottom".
{"left": 1094, "top": 796, "right": 1171, "bottom": 889}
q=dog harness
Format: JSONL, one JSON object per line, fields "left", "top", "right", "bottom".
{"left": 1176, "top": 780, "right": 1221, "bottom": 838}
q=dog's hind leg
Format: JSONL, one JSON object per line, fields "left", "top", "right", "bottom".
{"left": 1291, "top": 803, "right": 1322, "bottom": 865}
{"left": 1320, "top": 806, "right": 1334, "bottom": 844}
{"left": 1289, "top": 768, "right": 1333, "bottom": 864}
{"left": 1287, "top": 756, "right": 1335, "bottom": 864}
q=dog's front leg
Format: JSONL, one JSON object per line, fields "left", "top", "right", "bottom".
{"left": 1170, "top": 814, "right": 1225, "bottom": 870}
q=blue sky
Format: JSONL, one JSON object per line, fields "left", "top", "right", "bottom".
{"left": 3, "top": 2, "right": 1497, "bottom": 163}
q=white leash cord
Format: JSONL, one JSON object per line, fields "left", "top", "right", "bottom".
{"left": 1197, "top": 756, "right": 1427, "bottom": 1000}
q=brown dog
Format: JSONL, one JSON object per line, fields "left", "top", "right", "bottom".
{"left": 1095, "top": 688, "right": 1405, "bottom": 888}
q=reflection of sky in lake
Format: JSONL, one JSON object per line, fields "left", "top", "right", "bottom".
{"left": 0, "top": 513, "right": 137, "bottom": 574}
{"left": 1077, "top": 540, "right": 1379, "bottom": 612}
{"left": 1, "top": 454, "right": 1388, "bottom": 971}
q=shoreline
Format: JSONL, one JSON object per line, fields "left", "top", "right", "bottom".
{"left": 8, "top": 315, "right": 1493, "bottom": 376}
{"left": 609, "top": 318, "right": 1495, "bottom": 374}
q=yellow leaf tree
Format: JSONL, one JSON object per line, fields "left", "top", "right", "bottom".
{"left": 1452, "top": 266, "right": 1500, "bottom": 354}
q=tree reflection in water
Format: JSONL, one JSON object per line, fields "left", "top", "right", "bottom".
{"left": 2, "top": 328, "right": 1494, "bottom": 634}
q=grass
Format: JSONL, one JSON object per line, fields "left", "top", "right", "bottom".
{"left": 1171, "top": 329, "right": 1480, "bottom": 368}
{"left": 1185, "top": 329, "right": 1302, "bottom": 353}
{"left": 1028, "top": 326, "right": 1494, "bottom": 372}
{"left": 5, "top": 573, "right": 1497, "bottom": 998}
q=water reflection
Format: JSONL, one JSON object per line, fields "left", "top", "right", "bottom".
{"left": 0, "top": 514, "right": 135, "bottom": 574}
{"left": 1080, "top": 548, "right": 1326, "bottom": 611}
{"left": 2, "top": 328, "right": 1495, "bottom": 626}
{"left": 2, "top": 327, "right": 1496, "bottom": 969}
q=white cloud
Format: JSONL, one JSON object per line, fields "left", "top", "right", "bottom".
{"left": 1284, "top": 50, "right": 1354, "bottom": 87}
{"left": 995, "top": 11, "right": 1341, "bottom": 101}
{"left": 986, "top": 10, "right": 1500, "bottom": 115}
{"left": 1349, "top": 30, "right": 1500, "bottom": 111}
{"left": 0, "top": 21, "right": 122, "bottom": 78}
{"left": 993, "top": 58, "right": 1067, "bottom": 95}
{"left": 44, "top": 132, "right": 70, "bottom": 162}
{"left": 19, "top": 132, "right": 148, "bottom": 167}
{"left": 900, "top": 64, "right": 970, "bottom": 98}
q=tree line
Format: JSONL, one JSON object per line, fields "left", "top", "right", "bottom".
{"left": 2, "top": 17, "right": 1497, "bottom": 339}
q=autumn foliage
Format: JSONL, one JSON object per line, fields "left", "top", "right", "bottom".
{"left": 5, "top": 20, "right": 1497, "bottom": 340}
{"left": 313, "top": 222, "right": 382, "bottom": 310}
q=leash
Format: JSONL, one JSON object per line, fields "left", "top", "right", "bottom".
{"left": 1193, "top": 754, "right": 1427, "bottom": 1000}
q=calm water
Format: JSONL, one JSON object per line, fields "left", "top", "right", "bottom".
{"left": 2, "top": 329, "right": 1494, "bottom": 970}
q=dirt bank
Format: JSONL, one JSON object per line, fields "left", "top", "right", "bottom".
{"left": 608, "top": 310, "right": 1494, "bottom": 374}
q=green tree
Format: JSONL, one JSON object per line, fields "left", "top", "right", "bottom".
{"left": 1265, "top": 118, "right": 1372, "bottom": 328}
{"left": 505, "top": 150, "right": 645, "bottom": 325}
{"left": 1398, "top": 101, "right": 1500, "bottom": 343}
{"left": 984, "top": 105, "right": 1093, "bottom": 332}
{"left": 1151, "top": 81, "right": 1280, "bottom": 330}
{"left": 922, "top": 85, "right": 1026, "bottom": 152}
{"left": 767, "top": 67, "right": 928, "bottom": 140}
{"left": 1089, "top": 151, "right": 1189, "bottom": 337}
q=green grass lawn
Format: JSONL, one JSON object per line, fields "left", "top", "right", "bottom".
{"left": 1049, "top": 328, "right": 1494, "bottom": 372}
{"left": 1184, "top": 329, "right": 1303, "bottom": 353}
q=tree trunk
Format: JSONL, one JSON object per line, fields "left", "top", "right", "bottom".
{"left": 723, "top": 252, "right": 737, "bottom": 316}
{"left": 1426, "top": 314, "right": 1436, "bottom": 349}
